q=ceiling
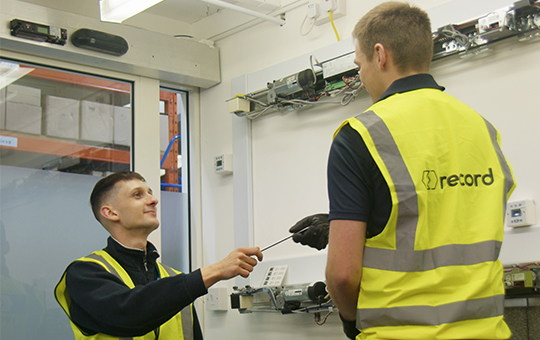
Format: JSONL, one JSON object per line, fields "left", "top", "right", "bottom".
{"left": 18, "top": 0, "right": 224, "bottom": 24}
{"left": 16, "top": 0, "right": 287, "bottom": 26}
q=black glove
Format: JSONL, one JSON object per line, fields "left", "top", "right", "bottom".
{"left": 340, "top": 313, "right": 360, "bottom": 339}
{"left": 288, "top": 213, "right": 329, "bottom": 250}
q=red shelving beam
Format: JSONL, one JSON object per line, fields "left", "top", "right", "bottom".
{"left": 0, "top": 133, "right": 130, "bottom": 164}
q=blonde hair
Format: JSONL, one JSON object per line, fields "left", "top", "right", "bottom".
{"left": 353, "top": 2, "right": 433, "bottom": 73}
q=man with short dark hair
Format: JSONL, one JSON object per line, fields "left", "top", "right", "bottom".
{"left": 56, "top": 170, "right": 263, "bottom": 339}
{"left": 292, "top": 2, "right": 515, "bottom": 339}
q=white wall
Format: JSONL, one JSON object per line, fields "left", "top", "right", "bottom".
{"left": 198, "top": 0, "right": 540, "bottom": 339}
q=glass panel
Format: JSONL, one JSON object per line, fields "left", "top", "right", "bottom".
{"left": 0, "top": 59, "right": 132, "bottom": 175}
{"left": 0, "top": 59, "right": 133, "bottom": 339}
{"left": 159, "top": 88, "right": 190, "bottom": 272}
{"left": 0, "top": 166, "right": 110, "bottom": 339}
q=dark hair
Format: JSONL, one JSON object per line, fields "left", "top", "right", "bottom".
{"left": 90, "top": 171, "right": 146, "bottom": 222}
{"left": 353, "top": 1, "right": 433, "bottom": 73}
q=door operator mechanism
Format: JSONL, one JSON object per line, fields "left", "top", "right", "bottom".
{"left": 231, "top": 281, "right": 331, "bottom": 314}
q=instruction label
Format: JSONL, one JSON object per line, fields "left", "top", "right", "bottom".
{"left": 0, "top": 135, "right": 18, "bottom": 147}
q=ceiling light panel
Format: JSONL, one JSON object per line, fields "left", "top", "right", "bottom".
{"left": 100, "top": 0, "right": 164, "bottom": 23}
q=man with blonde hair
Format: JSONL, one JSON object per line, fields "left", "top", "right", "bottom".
{"left": 292, "top": 2, "right": 514, "bottom": 339}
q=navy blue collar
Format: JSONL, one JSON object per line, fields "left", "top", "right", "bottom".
{"left": 376, "top": 73, "right": 445, "bottom": 103}
{"left": 105, "top": 236, "right": 160, "bottom": 270}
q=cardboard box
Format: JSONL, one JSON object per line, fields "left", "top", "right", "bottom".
{"left": 0, "top": 87, "right": 5, "bottom": 130}
{"left": 6, "top": 84, "right": 41, "bottom": 107}
{"left": 42, "top": 95, "right": 80, "bottom": 139}
{"left": 80, "top": 100, "right": 113, "bottom": 144}
{"left": 5, "top": 102, "right": 42, "bottom": 134}
{"left": 113, "top": 106, "right": 131, "bottom": 146}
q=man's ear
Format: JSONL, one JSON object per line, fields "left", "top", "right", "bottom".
{"left": 374, "top": 43, "right": 388, "bottom": 70}
{"left": 101, "top": 205, "right": 120, "bottom": 222}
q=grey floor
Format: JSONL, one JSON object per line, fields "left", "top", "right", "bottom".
{"left": 506, "top": 306, "right": 540, "bottom": 340}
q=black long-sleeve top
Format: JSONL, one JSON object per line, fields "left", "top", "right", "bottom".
{"left": 327, "top": 74, "right": 445, "bottom": 238}
{"left": 65, "top": 237, "right": 207, "bottom": 338}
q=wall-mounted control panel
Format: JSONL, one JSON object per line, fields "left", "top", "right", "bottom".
{"left": 214, "top": 154, "right": 233, "bottom": 174}
{"left": 506, "top": 200, "right": 536, "bottom": 227}
{"left": 10, "top": 19, "right": 67, "bottom": 45}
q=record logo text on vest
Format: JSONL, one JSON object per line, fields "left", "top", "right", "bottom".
{"left": 422, "top": 168, "right": 494, "bottom": 190}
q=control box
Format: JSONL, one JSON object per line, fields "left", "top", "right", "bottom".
{"left": 10, "top": 19, "right": 67, "bottom": 45}
{"left": 228, "top": 97, "right": 250, "bottom": 114}
{"left": 321, "top": 51, "right": 358, "bottom": 82}
{"left": 504, "top": 262, "right": 540, "bottom": 297}
{"left": 506, "top": 200, "right": 536, "bottom": 227}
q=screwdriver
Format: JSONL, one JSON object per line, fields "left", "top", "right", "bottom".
{"left": 260, "top": 226, "right": 309, "bottom": 252}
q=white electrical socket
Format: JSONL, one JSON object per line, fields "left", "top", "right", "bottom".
{"left": 320, "top": 0, "right": 337, "bottom": 12}
{"left": 206, "top": 287, "right": 229, "bottom": 311}
{"left": 315, "top": 0, "right": 346, "bottom": 26}
{"left": 307, "top": 0, "right": 320, "bottom": 19}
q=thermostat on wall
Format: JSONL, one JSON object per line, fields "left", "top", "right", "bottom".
{"left": 506, "top": 200, "right": 536, "bottom": 227}
{"left": 214, "top": 154, "right": 233, "bottom": 174}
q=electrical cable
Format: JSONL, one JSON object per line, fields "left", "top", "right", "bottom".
{"left": 315, "top": 308, "right": 334, "bottom": 325}
{"left": 329, "top": 10, "right": 340, "bottom": 41}
{"left": 310, "top": 55, "right": 322, "bottom": 69}
{"left": 310, "top": 54, "right": 322, "bottom": 85}
{"left": 342, "top": 76, "right": 354, "bottom": 89}
{"left": 238, "top": 95, "right": 272, "bottom": 120}
{"left": 298, "top": 303, "right": 334, "bottom": 313}
{"left": 281, "top": 98, "right": 342, "bottom": 106}
{"left": 340, "top": 89, "right": 359, "bottom": 106}
{"left": 267, "top": 288, "right": 278, "bottom": 309}
{"left": 441, "top": 27, "right": 469, "bottom": 46}
{"left": 341, "top": 82, "right": 363, "bottom": 106}
{"left": 242, "top": 96, "right": 268, "bottom": 107}
{"left": 300, "top": 13, "right": 316, "bottom": 36}
{"left": 439, "top": 25, "right": 475, "bottom": 53}
{"left": 238, "top": 288, "right": 262, "bottom": 295}
{"left": 245, "top": 104, "right": 275, "bottom": 120}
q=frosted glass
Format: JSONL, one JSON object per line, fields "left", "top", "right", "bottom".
{"left": 0, "top": 166, "right": 108, "bottom": 339}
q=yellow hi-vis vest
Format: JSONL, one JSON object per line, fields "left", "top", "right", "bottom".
{"left": 55, "top": 250, "right": 194, "bottom": 340}
{"left": 335, "top": 88, "right": 515, "bottom": 339}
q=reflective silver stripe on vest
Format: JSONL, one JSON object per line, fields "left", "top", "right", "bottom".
{"left": 483, "top": 117, "right": 515, "bottom": 221}
{"left": 159, "top": 263, "right": 179, "bottom": 277}
{"left": 355, "top": 111, "right": 420, "bottom": 270}
{"left": 85, "top": 253, "right": 123, "bottom": 279}
{"left": 361, "top": 240, "right": 502, "bottom": 272}
{"left": 358, "top": 295, "right": 505, "bottom": 329}
{"left": 354, "top": 110, "right": 509, "bottom": 329}
{"left": 181, "top": 305, "right": 194, "bottom": 340}
{"left": 355, "top": 111, "right": 504, "bottom": 271}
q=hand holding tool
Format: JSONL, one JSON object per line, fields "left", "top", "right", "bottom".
{"left": 261, "top": 226, "right": 309, "bottom": 252}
